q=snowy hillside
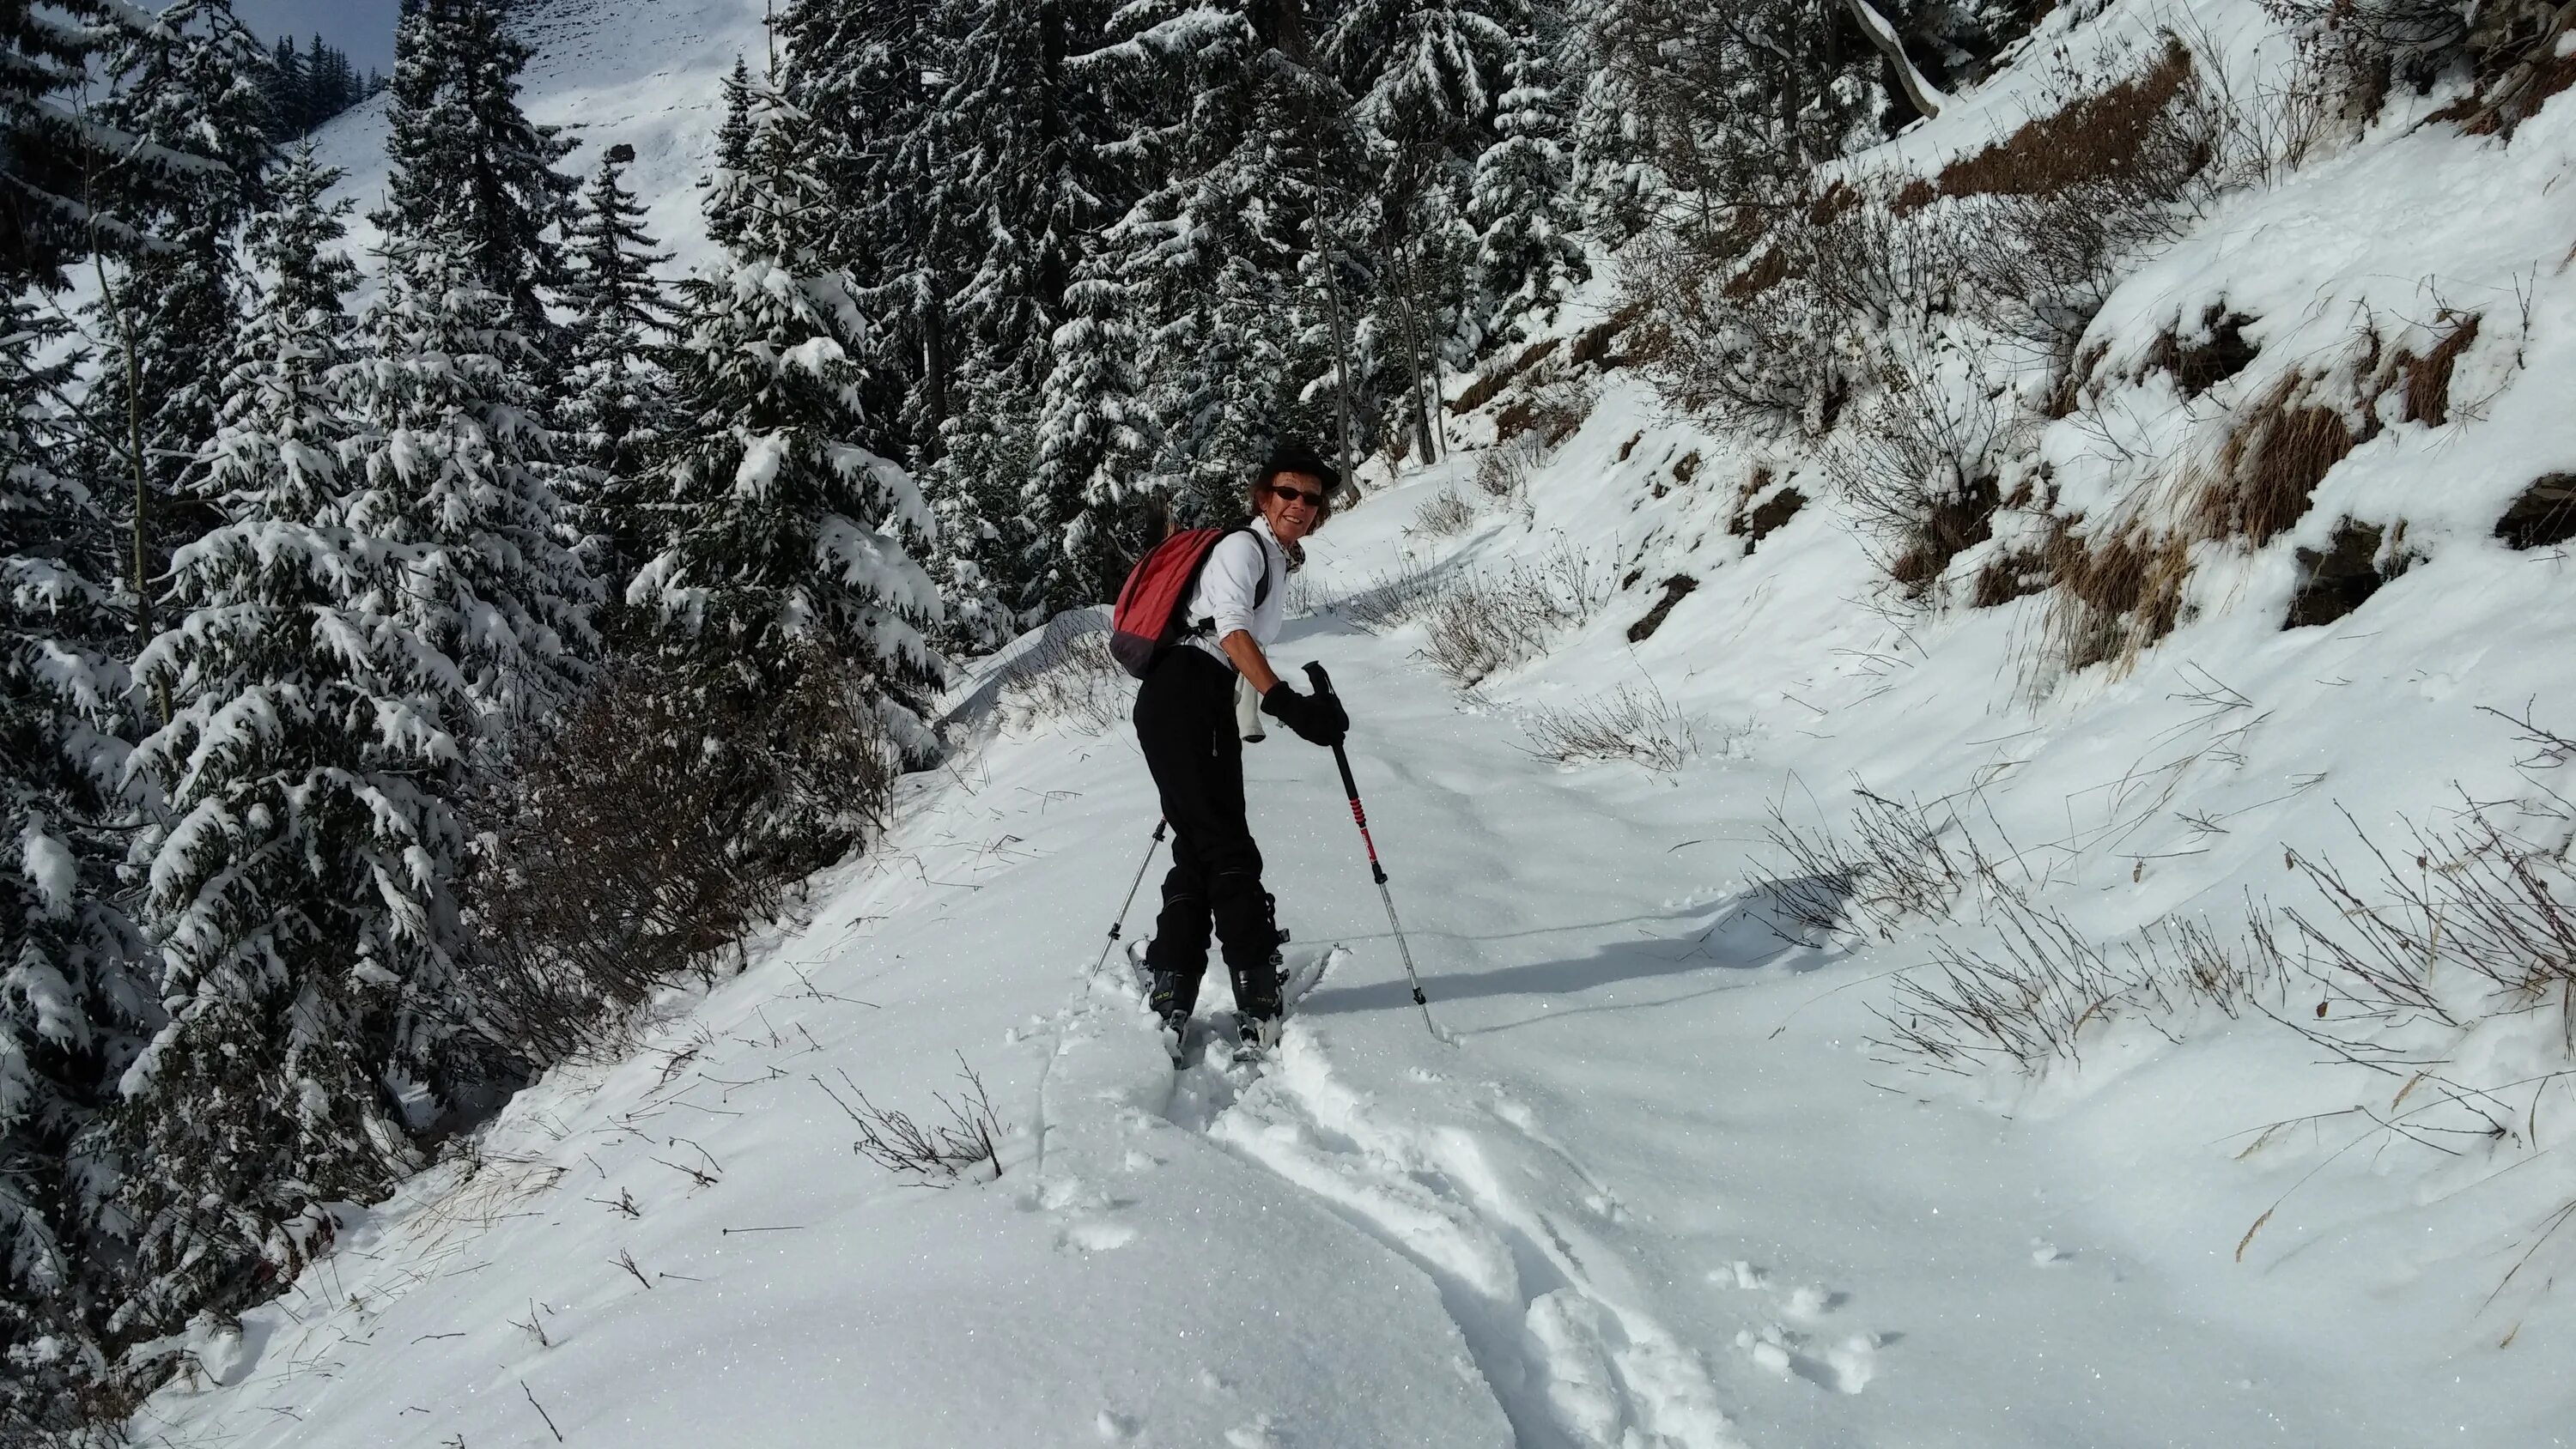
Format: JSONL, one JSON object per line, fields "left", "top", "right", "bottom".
{"left": 121, "top": 0, "right": 2576, "bottom": 1445}
{"left": 309, "top": 0, "right": 763, "bottom": 278}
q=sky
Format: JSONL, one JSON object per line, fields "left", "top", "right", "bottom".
{"left": 234, "top": 0, "right": 402, "bottom": 76}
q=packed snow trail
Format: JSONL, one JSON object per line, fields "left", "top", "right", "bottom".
{"left": 135, "top": 597, "right": 2406, "bottom": 1448}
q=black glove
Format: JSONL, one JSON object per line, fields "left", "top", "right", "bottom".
{"left": 1261, "top": 681, "right": 1349, "bottom": 747}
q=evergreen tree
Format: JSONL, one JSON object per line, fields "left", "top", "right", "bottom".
{"left": 0, "top": 0, "right": 151, "bottom": 283}
{"left": 1024, "top": 254, "right": 1161, "bottom": 611}
{"left": 557, "top": 144, "right": 679, "bottom": 592}
{"left": 1078, "top": 0, "right": 1357, "bottom": 522}
{"left": 1470, "top": 24, "right": 1589, "bottom": 338}
{"left": 0, "top": 294, "right": 152, "bottom": 1437}
{"left": 88, "top": 0, "right": 277, "bottom": 627}
{"left": 701, "top": 57, "right": 758, "bottom": 254}
{"left": 118, "top": 146, "right": 431, "bottom": 1339}
{"left": 774, "top": 0, "right": 960, "bottom": 463}
{"left": 267, "top": 33, "right": 307, "bottom": 135}
{"left": 639, "top": 64, "right": 940, "bottom": 752}
{"left": 376, "top": 0, "right": 578, "bottom": 349}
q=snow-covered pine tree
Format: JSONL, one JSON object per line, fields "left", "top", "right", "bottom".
{"left": 1075, "top": 0, "right": 1356, "bottom": 526}
{"left": 352, "top": 221, "right": 598, "bottom": 755}
{"left": 0, "top": 0, "right": 151, "bottom": 282}
{"left": 1025, "top": 252, "right": 1162, "bottom": 610}
{"left": 1470, "top": 21, "right": 1590, "bottom": 340}
{"left": 0, "top": 292, "right": 154, "bottom": 1437}
{"left": 116, "top": 144, "right": 441, "bottom": 1341}
{"left": 920, "top": 0, "right": 1130, "bottom": 625}
{"left": 775, "top": 0, "right": 963, "bottom": 465}
{"left": 636, "top": 63, "right": 940, "bottom": 768}
{"left": 88, "top": 0, "right": 276, "bottom": 631}
{"left": 701, "top": 56, "right": 758, "bottom": 254}
{"left": 557, "top": 143, "right": 678, "bottom": 597}
{"left": 375, "top": 0, "right": 578, "bottom": 353}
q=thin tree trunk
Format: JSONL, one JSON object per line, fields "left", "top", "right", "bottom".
{"left": 1319, "top": 238, "right": 1359, "bottom": 495}
{"left": 1838, "top": 0, "right": 1947, "bottom": 118}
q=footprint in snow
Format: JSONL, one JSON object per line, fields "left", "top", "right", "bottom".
{"left": 1055, "top": 1219, "right": 1138, "bottom": 1254}
{"left": 1736, "top": 1322, "right": 1884, "bottom": 1395}
{"left": 1707, "top": 1261, "right": 1768, "bottom": 1291}
{"left": 1093, "top": 1410, "right": 1138, "bottom": 1441}
{"left": 1224, "top": 1415, "right": 1283, "bottom": 1448}
{"left": 1780, "top": 1283, "right": 1844, "bottom": 1320}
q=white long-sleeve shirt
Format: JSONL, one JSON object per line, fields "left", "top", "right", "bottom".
{"left": 1185, "top": 516, "right": 1290, "bottom": 668}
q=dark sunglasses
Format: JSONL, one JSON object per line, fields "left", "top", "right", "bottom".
{"left": 1267, "top": 482, "right": 1327, "bottom": 509}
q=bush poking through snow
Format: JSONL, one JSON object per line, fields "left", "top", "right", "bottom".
{"left": 1518, "top": 684, "right": 1700, "bottom": 773}
{"left": 816, "top": 1058, "right": 1005, "bottom": 1184}
{"left": 1753, "top": 791, "right": 1970, "bottom": 942}
{"left": 1411, "top": 487, "right": 1478, "bottom": 538}
{"left": 995, "top": 615, "right": 1131, "bottom": 735}
{"left": 1475, "top": 434, "right": 1542, "bottom": 500}
{"left": 1421, "top": 546, "right": 1610, "bottom": 688}
{"left": 1325, "top": 560, "right": 1459, "bottom": 634}
{"left": 464, "top": 658, "right": 899, "bottom": 1066}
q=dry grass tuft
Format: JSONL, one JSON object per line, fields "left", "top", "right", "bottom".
{"left": 2395, "top": 311, "right": 2480, "bottom": 426}
{"left": 1518, "top": 683, "right": 1699, "bottom": 773}
{"left": 1410, "top": 487, "right": 1477, "bottom": 538}
{"left": 2202, "top": 376, "right": 2356, "bottom": 548}
{"left": 1936, "top": 40, "right": 2198, "bottom": 200}
{"left": 2036, "top": 522, "right": 2194, "bottom": 673}
{"left": 1453, "top": 336, "right": 1560, "bottom": 415}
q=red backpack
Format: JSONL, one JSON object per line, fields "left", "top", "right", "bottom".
{"left": 1108, "top": 524, "right": 1269, "bottom": 678}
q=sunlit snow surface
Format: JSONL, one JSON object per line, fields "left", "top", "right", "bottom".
{"left": 131, "top": 0, "right": 2576, "bottom": 1443}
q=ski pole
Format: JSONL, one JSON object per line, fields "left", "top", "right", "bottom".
{"left": 1093, "top": 819, "right": 1168, "bottom": 977}
{"left": 1303, "top": 663, "right": 1443, "bottom": 1041}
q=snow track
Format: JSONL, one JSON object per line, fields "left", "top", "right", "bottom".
{"left": 1206, "top": 1035, "right": 1741, "bottom": 1449}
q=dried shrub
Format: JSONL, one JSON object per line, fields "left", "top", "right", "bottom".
{"left": 1453, "top": 336, "right": 1560, "bottom": 415}
{"left": 1410, "top": 487, "right": 1477, "bottom": 538}
{"left": 1753, "top": 791, "right": 1969, "bottom": 943}
{"left": 2419, "top": 0, "right": 2576, "bottom": 136}
{"left": 1421, "top": 547, "right": 1608, "bottom": 688}
{"left": 1625, "top": 573, "right": 1698, "bottom": 642}
{"left": 1474, "top": 434, "right": 1542, "bottom": 500}
{"left": 1671, "top": 452, "right": 1701, "bottom": 484}
{"left": 2496, "top": 473, "right": 2576, "bottom": 549}
{"left": 2037, "top": 523, "right": 2193, "bottom": 673}
{"left": 1829, "top": 343, "right": 2023, "bottom": 597}
{"left": 817, "top": 1058, "right": 1005, "bottom": 1184}
{"left": 463, "top": 655, "right": 897, "bottom": 1064}
{"left": 2394, "top": 311, "right": 2479, "bottom": 425}
{"left": 2286, "top": 517, "right": 2416, "bottom": 627}
{"left": 995, "top": 615, "right": 1131, "bottom": 734}
{"left": 1624, "top": 225, "right": 1849, "bottom": 437}
{"left": 1517, "top": 683, "right": 1699, "bottom": 772}
{"left": 2202, "top": 376, "right": 2357, "bottom": 547}
{"left": 1935, "top": 39, "right": 2199, "bottom": 198}
{"left": 1872, "top": 879, "right": 2286, "bottom": 1075}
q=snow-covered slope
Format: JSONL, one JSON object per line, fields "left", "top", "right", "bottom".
{"left": 310, "top": 0, "right": 762, "bottom": 280}
{"left": 131, "top": 0, "right": 2576, "bottom": 1445}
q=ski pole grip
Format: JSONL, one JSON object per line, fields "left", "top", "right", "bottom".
{"left": 1303, "top": 661, "right": 1335, "bottom": 698}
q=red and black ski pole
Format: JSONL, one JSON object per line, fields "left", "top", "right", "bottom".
{"left": 1304, "top": 664, "right": 1443, "bottom": 1040}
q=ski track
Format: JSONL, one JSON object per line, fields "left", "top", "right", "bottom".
{"left": 1030, "top": 947, "right": 1745, "bottom": 1449}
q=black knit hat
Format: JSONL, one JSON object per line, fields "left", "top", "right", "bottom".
{"left": 1260, "top": 440, "right": 1342, "bottom": 497}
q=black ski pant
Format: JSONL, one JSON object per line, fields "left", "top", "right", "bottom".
{"left": 1134, "top": 646, "right": 1280, "bottom": 1023}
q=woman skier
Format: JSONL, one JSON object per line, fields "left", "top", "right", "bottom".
{"left": 1134, "top": 443, "right": 1350, "bottom": 1051}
